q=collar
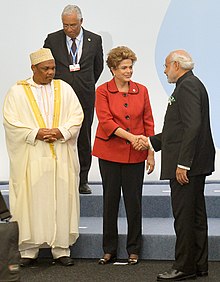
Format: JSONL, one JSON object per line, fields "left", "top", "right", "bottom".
{"left": 176, "top": 70, "right": 194, "bottom": 86}
{"left": 27, "top": 77, "right": 52, "bottom": 88}
{"left": 107, "top": 78, "right": 139, "bottom": 94}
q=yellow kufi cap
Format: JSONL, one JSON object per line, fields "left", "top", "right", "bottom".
{"left": 30, "top": 48, "right": 54, "bottom": 65}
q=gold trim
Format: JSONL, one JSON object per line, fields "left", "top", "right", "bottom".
{"left": 22, "top": 80, "right": 61, "bottom": 158}
{"left": 53, "top": 80, "right": 61, "bottom": 128}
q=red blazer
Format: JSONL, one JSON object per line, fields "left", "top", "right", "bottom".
{"left": 92, "top": 78, "right": 154, "bottom": 163}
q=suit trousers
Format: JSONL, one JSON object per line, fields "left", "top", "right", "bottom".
{"left": 170, "top": 175, "right": 208, "bottom": 273}
{"left": 99, "top": 159, "right": 145, "bottom": 256}
{"left": 78, "top": 107, "right": 94, "bottom": 185}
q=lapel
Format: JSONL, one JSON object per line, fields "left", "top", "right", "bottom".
{"left": 58, "top": 31, "right": 72, "bottom": 66}
{"left": 57, "top": 28, "right": 93, "bottom": 66}
{"left": 173, "top": 70, "right": 194, "bottom": 99}
{"left": 80, "top": 28, "right": 92, "bottom": 63}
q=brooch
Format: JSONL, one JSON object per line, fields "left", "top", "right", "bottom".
{"left": 168, "top": 95, "right": 175, "bottom": 105}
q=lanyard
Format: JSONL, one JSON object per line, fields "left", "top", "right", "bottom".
{"left": 67, "top": 33, "right": 83, "bottom": 64}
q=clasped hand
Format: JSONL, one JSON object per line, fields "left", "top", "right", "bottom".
{"left": 130, "top": 135, "right": 155, "bottom": 174}
{"left": 37, "top": 128, "right": 62, "bottom": 143}
{"left": 131, "top": 135, "right": 149, "bottom": 151}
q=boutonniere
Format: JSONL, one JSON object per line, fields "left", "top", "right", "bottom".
{"left": 168, "top": 95, "right": 175, "bottom": 105}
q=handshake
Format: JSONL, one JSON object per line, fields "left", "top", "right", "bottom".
{"left": 131, "top": 135, "right": 150, "bottom": 151}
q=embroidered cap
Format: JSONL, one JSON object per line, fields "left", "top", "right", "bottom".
{"left": 30, "top": 48, "right": 54, "bottom": 65}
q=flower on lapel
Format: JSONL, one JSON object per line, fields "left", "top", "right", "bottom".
{"left": 168, "top": 95, "right": 175, "bottom": 105}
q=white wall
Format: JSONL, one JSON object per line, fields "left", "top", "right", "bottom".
{"left": 1, "top": 0, "right": 219, "bottom": 182}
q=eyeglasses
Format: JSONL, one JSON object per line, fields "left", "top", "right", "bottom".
{"left": 63, "top": 23, "right": 79, "bottom": 29}
{"left": 163, "top": 61, "right": 175, "bottom": 69}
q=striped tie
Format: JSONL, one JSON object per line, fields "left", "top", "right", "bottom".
{"left": 71, "top": 38, "right": 77, "bottom": 63}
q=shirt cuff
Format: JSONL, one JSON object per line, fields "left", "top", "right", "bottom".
{"left": 147, "top": 137, "right": 154, "bottom": 151}
{"left": 178, "top": 164, "right": 190, "bottom": 170}
{"left": 26, "top": 129, "right": 38, "bottom": 145}
{"left": 58, "top": 127, "right": 72, "bottom": 142}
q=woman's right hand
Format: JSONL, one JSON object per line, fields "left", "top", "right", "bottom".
{"left": 131, "top": 135, "right": 149, "bottom": 151}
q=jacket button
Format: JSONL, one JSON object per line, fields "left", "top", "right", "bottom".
{"left": 125, "top": 115, "right": 130, "bottom": 120}
{"left": 123, "top": 93, "right": 127, "bottom": 97}
{"left": 124, "top": 103, "right": 128, "bottom": 107}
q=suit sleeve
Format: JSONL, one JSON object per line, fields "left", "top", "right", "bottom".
{"left": 95, "top": 86, "right": 120, "bottom": 137}
{"left": 150, "top": 133, "right": 162, "bottom": 152}
{"left": 43, "top": 35, "right": 51, "bottom": 49}
{"left": 177, "top": 80, "right": 202, "bottom": 167}
{"left": 94, "top": 36, "right": 104, "bottom": 83}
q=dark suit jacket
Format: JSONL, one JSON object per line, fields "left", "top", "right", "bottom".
{"left": 44, "top": 28, "right": 103, "bottom": 109}
{"left": 150, "top": 71, "right": 215, "bottom": 180}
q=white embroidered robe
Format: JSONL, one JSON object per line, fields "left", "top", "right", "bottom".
{"left": 3, "top": 79, "right": 84, "bottom": 251}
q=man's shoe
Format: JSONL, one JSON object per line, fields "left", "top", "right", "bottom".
{"left": 79, "top": 183, "right": 92, "bottom": 194}
{"left": 196, "top": 270, "right": 208, "bottom": 277}
{"left": 98, "top": 253, "right": 117, "bottom": 265}
{"left": 20, "top": 258, "right": 37, "bottom": 267}
{"left": 128, "top": 254, "right": 139, "bottom": 265}
{"left": 157, "top": 269, "right": 196, "bottom": 281}
{"left": 55, "top": 256, "right": 74, "bottom": 266}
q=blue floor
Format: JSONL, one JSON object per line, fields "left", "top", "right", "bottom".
{"left": 1, "top": 181, "right": 220, "bottom": 260}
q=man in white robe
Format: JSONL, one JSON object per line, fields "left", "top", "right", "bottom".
{"left": 3, "top": 48, "right": 84, "bottom": 266}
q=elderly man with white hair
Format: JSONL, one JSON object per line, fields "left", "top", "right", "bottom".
{"left": 3, "top": 48, "right": 84, "bottom": 267}
{"left": 44, "top": 4, "right": 104, "bottom": 195}
{"left": 135, "top": 50, "right": 215, "bottom": 281}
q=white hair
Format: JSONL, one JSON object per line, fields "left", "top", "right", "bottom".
{"left": 61, "top": 5, "right": 82, "bottom": 20}
{"left": 170, "top": 51, "right": 194, "bottom": 70}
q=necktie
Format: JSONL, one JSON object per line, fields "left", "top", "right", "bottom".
{"left": 71, "top": 38, "right": 77, "bottom": 63}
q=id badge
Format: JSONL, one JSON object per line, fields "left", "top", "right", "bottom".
{"left": 69, "top": 64, "right": 80, "bottom": 72}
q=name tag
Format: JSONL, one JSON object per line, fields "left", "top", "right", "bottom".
{"left": 69, "top": 64, "right": 80, "bottom": 72}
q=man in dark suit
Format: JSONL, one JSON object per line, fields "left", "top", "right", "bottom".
{"left": 136, "top": 50, "right": 215, "bottom": 281}
{"left": 44, "top": 5, "right": 104, "bottom": 194}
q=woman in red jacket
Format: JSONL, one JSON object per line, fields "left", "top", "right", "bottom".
{"left": 92, "top": 46, "right": 155, "bottom": 265}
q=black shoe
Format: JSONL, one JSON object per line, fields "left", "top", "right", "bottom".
{"left": 79, "top": 183, "right": 92, "bottom": 194}
{"left": 20, "top": 258, "right": 37, "bottom": 267}
{"left": 98, "top": 254, "right": 117, "bottom": 265}
{"left": 128, "top": 254, "right": 139, "bottom": 265}
{"left": 157, "top": 269, "right": 196, "bottom": 281}
{"left": 55, "top": 256, "right": 74, "bottom": 266}
{"left": 196, "top": 270, "right": 208, "bottom": 277}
